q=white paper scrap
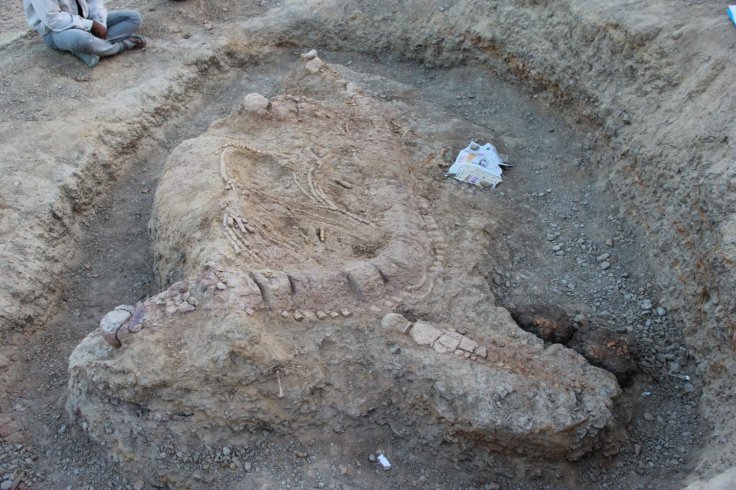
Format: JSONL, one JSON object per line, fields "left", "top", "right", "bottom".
{"left": 377, "top": 453, "right": 391, "bottom": 470}
{"left": 447, "top": 141, "right": 508, "bottom": 188}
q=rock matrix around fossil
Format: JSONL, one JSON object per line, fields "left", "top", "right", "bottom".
{"left": 67, "top": 54, "right": 625, "bottom": 487}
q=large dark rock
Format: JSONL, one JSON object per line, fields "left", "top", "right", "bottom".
{"left": 508, "top": 304, "right": 576, "bottom": 344}
{"left": 571, "top": 328, "right": 639, "bottom": 386}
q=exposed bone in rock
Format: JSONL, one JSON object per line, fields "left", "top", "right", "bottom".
{"left": 410, "top": 321, "right": 443, "bottom": 346}
{"left": 381, "top": 313, "right": 412, "bottom": 334}
{"left": 69, "top": 56, "right": 625, "bottom": 486}
{"left": 99, "top": 307, "right": 132, "bottom": 348}
{"left": 70, "top": 303, "right": 623, "bottom": 487}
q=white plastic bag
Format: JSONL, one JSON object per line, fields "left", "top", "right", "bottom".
{"left": 447, "top": 141, "right": 508, "bottom": 188}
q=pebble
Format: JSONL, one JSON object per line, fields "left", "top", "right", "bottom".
{"left": 242, "top": 93, "right": 270, "bottom": 114}
{"left": 643, "top": 413, "right": 654, "bottom": 422}
{"left": 599, "top": 261, "right": 611, "bottom": 270}
{"left": 244, "top": 462, "right": 252, "bottom": 472}
{"left": 222, "top": 447, "right": 231, "bottom": 456}
{"left": 640, "top": 299, "right": 653, "bottom": 310}
{"left": 596, "top": 253, "right": 610, "bottom": 262}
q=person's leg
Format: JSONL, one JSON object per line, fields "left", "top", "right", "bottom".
{"left": 105, "top": 10, "right": 143, "bottom": 42}
{"left": 46, "top": 28, "right": 124, "bottom": 58}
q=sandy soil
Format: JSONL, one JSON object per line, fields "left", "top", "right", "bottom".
{"left": 1, "top": 0, "right": 734, "bottom": 489}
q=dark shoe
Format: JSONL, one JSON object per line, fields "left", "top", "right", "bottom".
{"left": 122, "top": 35, "right": 147, "bottom": 50}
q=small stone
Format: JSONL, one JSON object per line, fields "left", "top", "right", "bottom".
{"left": 475, "top": 346, "right": 488, "bottom": 358}
{"left": 599, "top": 261, "right": 611, "bottom": 270}
{"left": 281, "top": 310, "right": 290, "bottom": 319}
{"left": 596, "top": 253, "right": 610, "bottom": 262}
{"left": 368, "top": 454, "right": 376, "bottom": 462}
{"left": 640, "top": 299, "right": 653, "bottom": 310}
{"left": 329, "top": 311, "right": 340, "bottom": 319}
{"left": 244, "top": 462, "right": 252, "bottom": 472}
{"left": 293, "top": 310, "right": 305, "bottom": 322}
{"left": 301, "top": 49, "right": 318, "bottom": 60}
{"left": 656, "top": 307, "right": 666, "bottom": 316}
{"left": 295, "top": 451, "right": 307, "bottom": 458}
{"left": 245, "top": 308, "right": 255, "bottom": 316}
{"left": 216, "top": 282, "right": 227, "bottom": 290}
{"left": 410, "top": 321, "right": 443, "bottom": 346}
{"left": 316, "top": 310, "right": 328, "bottom": 320}
{"left": 605, "top": 239, "right": 614, "bottom": 247}
{"left": 133, "top": 480, "right": 144, "bottom": 490}
{"left": 243, "top": 93, "right": 270, "bottom": 114}
{"left": 128, "top": 322, "right": 143, "bottom": 333}
{"left": 634, "top": 444, "right": 642, "bottom": 456}
{"left": 58, "top": 424, "right": 67, "bottom": 434}
{"left": 187, "top": 296, "right": 198, "bottom": 307}
{"left": 643, "top": 413, "right": 654, "bottom": 422}
{"left": 339, "top": 308, "right": 353, "bottom": 318}
{"left": 381, "top": 313, "right": 412, "bottom": 334}
{"left": 222, "top": 446, "right": 231, "bottom": 456}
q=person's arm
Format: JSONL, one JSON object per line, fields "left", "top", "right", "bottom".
{"left": 29, "top": 0, "right": 92, "bottom": 32}
{"left": 87, "top": 0, "right": 107, "bottom": 26}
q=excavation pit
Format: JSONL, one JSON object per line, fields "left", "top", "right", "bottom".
{"left": 0, "top": 1, "right": 734, "bottom": 489}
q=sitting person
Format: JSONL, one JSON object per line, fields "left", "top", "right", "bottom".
{"left": 23, "top": 0, "right": 145, "bottom": 67}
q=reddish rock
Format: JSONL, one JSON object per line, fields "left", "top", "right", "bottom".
{"left": 508, "top": 304, "right": 576, "bottom": 344}
{"left": 571, "top": 328, "right": 638, "bottom": 385}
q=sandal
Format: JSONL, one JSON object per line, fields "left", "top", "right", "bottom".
{"left": 121, "top": 35, "right": 146, "bottom": 50}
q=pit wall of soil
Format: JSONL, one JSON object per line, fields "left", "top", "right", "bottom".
{"left": 235, "top": 0, "right": 736, "bottom": 480}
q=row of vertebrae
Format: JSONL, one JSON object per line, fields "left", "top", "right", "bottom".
{"left": 382, "top": 313, "right": 489, "bottom": 361}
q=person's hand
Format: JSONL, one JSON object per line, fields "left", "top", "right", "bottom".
{"left": 91, "top": 21, "right": 108, "bottom": 39}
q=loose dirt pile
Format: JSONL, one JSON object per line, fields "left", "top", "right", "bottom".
{"left": 1, "top": 0, "right": 734, "bottom": 488}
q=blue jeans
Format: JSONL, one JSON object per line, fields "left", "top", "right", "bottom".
{"left": 43, "top": 10, "right": 142, "bottom": 62}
